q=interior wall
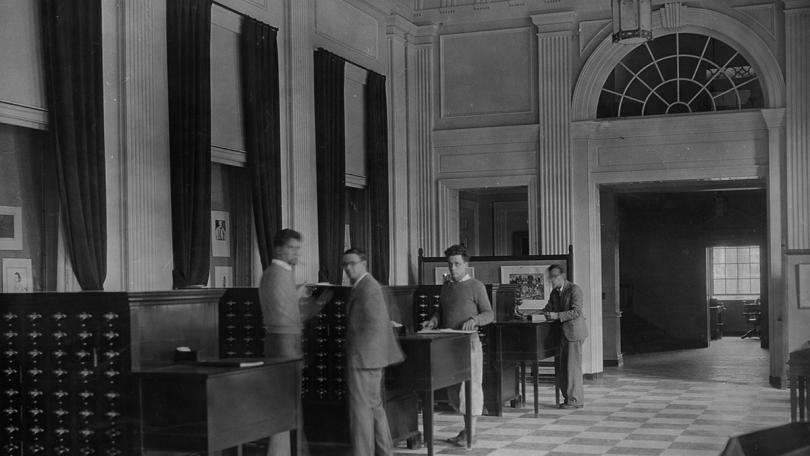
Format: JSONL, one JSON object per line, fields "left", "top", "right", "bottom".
{"left": 618, "top": 190, "right": 766, "bottom": 352}
{"left": 0, "top": 124, "right": 57, "bottom": 292}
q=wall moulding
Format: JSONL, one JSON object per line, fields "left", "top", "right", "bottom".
{"left": 313, "top": 0, "right": 384, "bottom": 72}
{"left": 0, "top": 102, "right": 47, "bottom": 130}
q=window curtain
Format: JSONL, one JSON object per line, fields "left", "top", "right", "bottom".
{"left": 41, "top": 0, "right": 107, "bottom": 290}
{"left": 365, "top": 72, "right": 390, "bottom": 284}
{"left": 167, "top": 0, "right": 213, "bottom": 288}
{"left": 314, "top": 49, "right": 346, "bottom": 284}
{"left": 240, "top": 17, "right": 281, "bottom": 270}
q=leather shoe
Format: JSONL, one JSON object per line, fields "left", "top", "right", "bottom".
{"left": 445, "top": 433, "right": 476, "bottom": 447}
{"left": 558, "top": 403, "right": 583, "bottom": 409}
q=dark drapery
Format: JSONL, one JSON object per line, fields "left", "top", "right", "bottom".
{"left": 167, "top": 0, "right": 212, "bottom": 288}
{"left": 314, "top": 49, "right": 346, "bottom": 284}
{"left": 240, "top": 17, "right": 281, "bottom": 270}
{"left": 41, "top": 0, "right": 107, "bottom": 290}
{"left": 365, "top": 72, "right": 390, "bottom": 284}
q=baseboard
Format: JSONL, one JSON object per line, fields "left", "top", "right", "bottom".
{"left": 603, "top": 354, "right": 624, "bottom": 367}
{"left": 584, "top": 372, "right": 604, "bottom": 381}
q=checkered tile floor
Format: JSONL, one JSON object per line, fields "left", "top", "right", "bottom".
{"left": 392, "top": 373, "right": 789, "bottom": 456}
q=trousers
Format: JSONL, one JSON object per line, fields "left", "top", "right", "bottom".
{"left": 446, "top": 334, "right": 484, "bottom": 416}
{"left": 347, "top": 367, "right": 395, "bottom": 456}
{"left": 266, "top": 333, "right": 307, "bottom": 456}
{"left": 560, "top": 338, "right": 584, "bottom": 405}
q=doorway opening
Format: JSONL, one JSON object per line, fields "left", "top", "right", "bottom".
{"left": 602, "top": 184, "right": 766, "bottom": 356}
{"left": 457, "top": 186, "right": 528, "bottom": 256}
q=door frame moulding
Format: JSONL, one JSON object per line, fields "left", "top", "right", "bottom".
{"left": 437, "top": 175, "right": 538, "bottom": 255}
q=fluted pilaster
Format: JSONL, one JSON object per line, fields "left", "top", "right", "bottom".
{"left": 387, "top": 15, "right": 414, "bottom": 285}
{"left": 407, "top": 26, "right": 438, "bottom": 260}
{"left": 532, "top": 11, "right": 576, "bottom": 255}
{"left": 285, "top": 0, "right": 319, "bottom": 283}
{"left": 785, "top": 1, "right": 810, "bottom": 250}
{"left": 122, "top": 0, "right": 173, "bottom": 290}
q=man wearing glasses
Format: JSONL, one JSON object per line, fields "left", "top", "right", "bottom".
{"left": 543, "top": 264, "right": 588, "bottom": 409}
{"left": 342, "top": 248, "right": 404, "bottom": 456}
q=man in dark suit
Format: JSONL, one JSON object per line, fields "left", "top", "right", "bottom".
{"left": 342, "top": 248, "right": 405, "bottom": 456}
{"left": 543, "top": 264, "right": 588, "bottom": 409}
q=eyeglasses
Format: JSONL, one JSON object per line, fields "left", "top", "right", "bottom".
{"left": 341, "top": 260, "right": 362, "bottom": 267}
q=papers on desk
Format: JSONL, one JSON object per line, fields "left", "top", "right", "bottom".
{"left": 197, "top": 358, "right": 265, "bottom": 368}
{"left": 528, "top": 314, "right": 547, "bottom": 323}
{"left": 418, "top": 328, "right": 478, "bottom": 334}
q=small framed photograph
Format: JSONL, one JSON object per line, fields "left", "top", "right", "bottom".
{"left": 500, "top": 265, "right": 551, "bottom": 309}
{"left": 3, "top": 258, "right": 32, "bottom": 292}
{"left": 799, "top": 264, "right": 810, "bottom": 309}
{"left": 0, "top": 206, "right": 23, "bottom": 250}
{"left": 211, "top": 211, "right": 230, "bottom": 257}
{"left": 434, "top": 267, "right": 475, "bottom": 285}
{"left": 214, "top": 266, "right": 233, "bottom": 288}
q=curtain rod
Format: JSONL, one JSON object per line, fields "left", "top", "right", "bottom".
{"left": 212, "top": 1, "right": 278, "bottom": 32}
{"left": 315, "top": 47, "right": 383, "bottom": 77}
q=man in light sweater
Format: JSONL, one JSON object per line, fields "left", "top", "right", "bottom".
{"left": 260, "top": 229, "right": 332, "bottom": 456}
{"left": 422, "top": 244, "right": 493, "bottom": 446}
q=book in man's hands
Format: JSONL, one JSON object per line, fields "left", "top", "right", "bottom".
{"left": 196, "top": 358, "right": 265, "bottom": 368}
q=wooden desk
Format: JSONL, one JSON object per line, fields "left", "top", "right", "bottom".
{"left": 495, "top": 321, "right": 561, "bottom": 415}
{"left": 389, "top": 333, "right": 473, "bottom": 456}
{"left": 135, "top": 358, "right": 301, "bottom": 454}
{"left": 788, "top": 348, "right": 810, "bottom": 422}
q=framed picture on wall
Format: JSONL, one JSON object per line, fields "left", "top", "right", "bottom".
{"left": 500, "top": 265, "right": 551, "bottom": 309}
{"left": 214, "top": 266, "right": 233, "bottom": 288}
{"left": 434, "top": 267, "right": 475, "bottom": 285}
{"left": 211, "top": 211, "right": 230, "bottom": 257}
{"left": 0, "top": 206, "right": 23, "bottom": 250}
{"left": 2, "top": 258, "right": 32, "bottom": 293}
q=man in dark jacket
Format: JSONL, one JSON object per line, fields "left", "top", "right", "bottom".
{"left": 343, "top": 248, "right": 405, "bottom": 456}
{"left": 543, "top": 264, "right": 588, "bottom": 409}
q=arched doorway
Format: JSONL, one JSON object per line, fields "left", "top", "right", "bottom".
{"left": 570, "top": 4, "right": 786, "bottom": 383}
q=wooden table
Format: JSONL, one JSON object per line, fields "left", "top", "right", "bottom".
{"left": 495, "top": 320, "right": 561, "bottom": 415}
{"left": 388, "top": 332, "right": 473, "bottom": 456}
{"left": 135, "top": 357, "right": 302, "bottom": 454}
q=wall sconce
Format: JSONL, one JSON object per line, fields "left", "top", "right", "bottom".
{"left": 612, "top": 0, "right": 652, "bottom": 44}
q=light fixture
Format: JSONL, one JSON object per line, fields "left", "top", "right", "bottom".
{"left": 612, "top": 0, "right": 652, "bottom": 44}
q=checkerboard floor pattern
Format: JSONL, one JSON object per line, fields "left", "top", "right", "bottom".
{"left": 394, "top": 374, "right": 790, "bottom": 456}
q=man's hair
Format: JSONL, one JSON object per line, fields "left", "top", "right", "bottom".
{"left": 444, "top": 244, "right": 470, "bottom": 261}
{"left": 272, "top": 229, "right": 302, "bottom": 248}
{"left": 547, "top": 264, "right": 565, "bottom": 275}
{"left": 343, "top": 247, "right": 368, "bottom": 263}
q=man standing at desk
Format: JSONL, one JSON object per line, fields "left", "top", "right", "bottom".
{"left": 422, "top": 244, "right": 493, "bottom": 446}
{"left": 543, "top": 264, "right": 588, "bottom": 409}
{"left": 260, "top": 229, "right": 332, "bottom": 456}
{"left": 342, "top": 248, "right": 404, "bottom": 456}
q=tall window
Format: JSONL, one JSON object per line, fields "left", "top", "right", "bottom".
{"left": 711, "top": 246, "right": 760, "bottom": 298}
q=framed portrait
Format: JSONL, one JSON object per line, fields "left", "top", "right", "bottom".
{"left": 214, "top": 266, "right": 233, "bottom": 288}
{"left": 500, "top": 265, "right": 551, "bottom": 309}
{"left": 434, "top": 267, "right": 475, "bottom": 285}
{"left": 211, "top": 211, "right": 230, "bottom": 257}
{"left": 0, "top": 206, "right": 23, "bottom": 250}
{"left": 2, "top": 258, "right": 32, "bottom": 293}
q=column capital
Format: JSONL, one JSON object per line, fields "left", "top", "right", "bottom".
{"left": 784, "top": 0, "right": 810, "bottom": 14}
{"left": 761, "top": 108, "right": 786, "bottom": 129}
{"left": 386, "top": 14, "right": 414, "bottom": 39}
{"left": 531, "top": 10, "right": 577, "bottom": 34}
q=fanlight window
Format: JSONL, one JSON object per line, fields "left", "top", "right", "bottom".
{"left": 597, "top": 33, "right": 764, "bottom": 118}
